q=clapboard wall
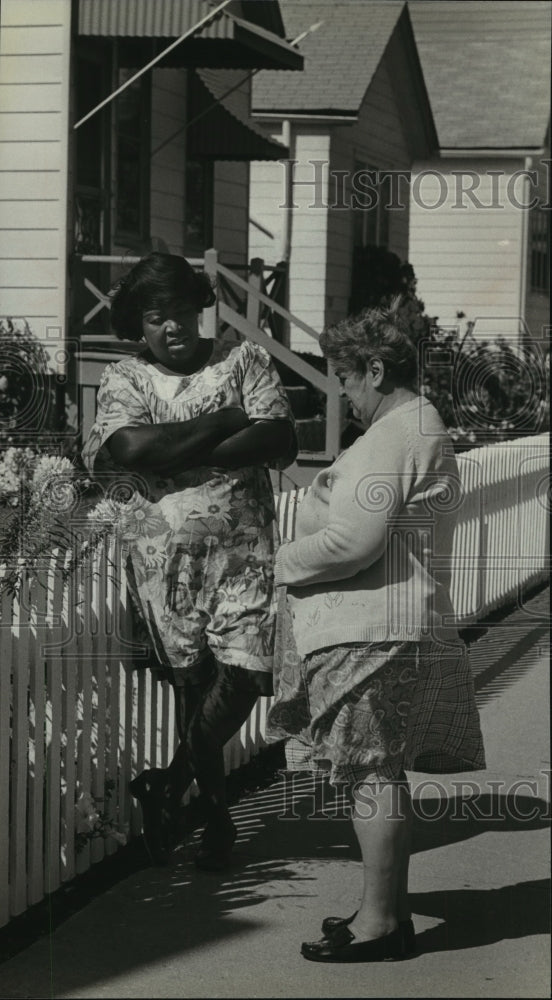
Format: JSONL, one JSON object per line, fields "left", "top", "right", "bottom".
{"left": 409, "top": 156, "right": 526, "bottom": 337}
{"left": 0, "top": 0, "right": 72, "bottom": 358}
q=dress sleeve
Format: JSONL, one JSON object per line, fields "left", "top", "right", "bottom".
{"left": 239, "top": 341, "right": 292, "bottom": 420}
{"left": 81, "top": 362, "right": 153, "bottom": 475}
{"left": 239, "top": 341, "right": 297, "bottom": 470}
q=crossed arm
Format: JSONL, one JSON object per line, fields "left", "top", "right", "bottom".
{"left": 106, "top": 408, "right": 296, "bottom": 475}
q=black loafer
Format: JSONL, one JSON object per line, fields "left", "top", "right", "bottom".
{"left": 322, "top": 914, "right": 416, "bottom": 954}
{"left": 301, "top": 925, "right": 404, "bottom": 963}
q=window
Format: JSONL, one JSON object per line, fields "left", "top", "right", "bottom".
{"left": 352, "top": 161, "right": 391, "bottom": 250}
{"left": 184, "top": 159, "right": 214, "bottom": 256}
{"left": 530, "top": 208, "right": 550, "bottom": 294}
{"left": 114, "top": 69, "right": 150, "bottom": 246}
{"left": 74, "top": 51, "right": 110, "bottom": 254}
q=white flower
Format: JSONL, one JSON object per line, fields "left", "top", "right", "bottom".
{"left": 0, "top": 464, "right": 20, "bottom": 496}
{"left": 87, "top": 497, "right": 128, "bottom": 528}
{"left": 32, "top": 455, "right": 74, "bottom": 491}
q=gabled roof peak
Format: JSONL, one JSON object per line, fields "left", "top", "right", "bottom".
{"left": 409, "top": 0, "right": 551, "bottom": 149}
{"left": 252, "top": 1, "right": 406, "bottom": 116}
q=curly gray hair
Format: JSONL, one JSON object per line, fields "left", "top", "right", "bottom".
{"left": 319, "top": 297, "right": 418, "bottom": 387}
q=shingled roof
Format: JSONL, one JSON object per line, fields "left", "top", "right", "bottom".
{"left": 408, "top": 0, "right": 551, "bottom": 149}
{"left": 251, "top": 0, "right": 405, "bottom": 116}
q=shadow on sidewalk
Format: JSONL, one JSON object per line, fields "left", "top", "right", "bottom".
{"left": 1, "top": 775, "right": 549, "bottom": 996}
{"left": 0, "top": 588, "right": 548, "bottom": 994}
{"left": 470, "top": 624, "right": 549, "bottom": 707}
{"left": 410, "top": 879, "right": 550, "bottom": 953}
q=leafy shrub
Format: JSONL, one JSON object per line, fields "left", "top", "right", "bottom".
{"left": 419, "top": 325, "right": 549, "bottom": 449}
{"left": 0, "top": 317, "right": 78, "bottom": 455}
{"left": 346, "top": 245, "right": 549, "bottom": 448}
{"left": 0, "top": 318, "right": 53, "bottom": 443}
{"left": 350, "top": 243, "right": 436, "bottom": 346}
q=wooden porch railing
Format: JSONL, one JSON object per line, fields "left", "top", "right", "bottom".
{"left": 73, "top": 248, "right": 343, "bottom": 461}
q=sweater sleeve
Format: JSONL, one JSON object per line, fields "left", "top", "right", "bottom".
{"left": 275, "top": 422, "right": 414, "bottom": 587}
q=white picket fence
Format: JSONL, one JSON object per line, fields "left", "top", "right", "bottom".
{"left": 0, "top": 434, "right": 549, "bottom": 927}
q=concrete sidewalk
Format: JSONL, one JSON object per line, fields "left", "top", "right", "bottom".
{"left": 0, "top": 589, "right": 549, "bottom": 999}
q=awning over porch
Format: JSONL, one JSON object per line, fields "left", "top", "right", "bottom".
{"left": 78, "top": 0, "right": 303, "bottom": 70}
{"left": 188, "top": 69, "right": 287, "bottom": 159}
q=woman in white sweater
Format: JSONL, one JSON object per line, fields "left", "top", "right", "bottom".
{"left": 269, "top": 301, "right": 485, "bottom": 963}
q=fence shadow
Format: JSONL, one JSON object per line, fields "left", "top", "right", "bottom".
{"left": 0, "top": 776, "right": 548, "bottom": 998}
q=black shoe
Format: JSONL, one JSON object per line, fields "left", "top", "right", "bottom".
{"left": 301, "top": 925, "right": 405, "bottom": 963}
{"left": 194, "top": 812, "right": 237, "bottom": 872}
{"left": 129, "top": 768, "right": 177, "bottom": 866}
{"left": 322, "top": 914, "right": 416, "bottom": 954}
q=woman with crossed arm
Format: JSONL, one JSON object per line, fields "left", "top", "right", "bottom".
{"left": 83, "top": 252, "right": 297, "bottom": 870}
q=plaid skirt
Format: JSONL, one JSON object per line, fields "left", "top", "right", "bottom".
{"left": 266, "top": 599, "right": 486, "bottom": 785}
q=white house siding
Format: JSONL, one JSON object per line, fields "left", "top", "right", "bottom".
{"left": 148, "top": 69, "right": 187, "bottom": 255}
{"left": 326, "top": 53, "right": 412, "bottom": 330}
{"left": 285, "top": 131, "right": 331, "bottom": 352}
{"left": 409, "top": 157, "right": 526, "bottom": 338}
{"left": 249, "top": 158, "right": 287, "bottom": 265}
{"left": 248, "top": 55, "right": 414, "bottom": 352}
{"left": 213, "top": 161, "right": 249, "bottom": 269}
{"left": 249, "top": 130, "right": 330, "bottom": 353}
{"left": 0, "top": 0, "right": 72, "bottom": 362}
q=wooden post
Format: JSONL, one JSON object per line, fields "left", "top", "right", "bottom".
{"left": 325, "top": 368, "right": 342, "bottom": 459}
{"left": 247, "top": 258, "right": 264, "bottom": 329}
{"left": 271, "top": 261, "right": 289, "bottom": 345}
{"left": 203, "top": 248, "right": 218, "bottom": 339}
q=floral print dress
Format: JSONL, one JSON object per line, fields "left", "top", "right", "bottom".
{"left": 82, "top": 338, "right": 295, "bottom": 686}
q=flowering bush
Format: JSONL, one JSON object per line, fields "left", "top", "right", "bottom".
{"left": 0, "top": 445, "right": 100, "bottom": 591}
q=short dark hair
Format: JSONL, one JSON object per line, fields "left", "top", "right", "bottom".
{"left": 109, "top": 252, "right": 216, "bottom": 341}
{"left": 319, "top": 297, "right": 418, "bottom": 387}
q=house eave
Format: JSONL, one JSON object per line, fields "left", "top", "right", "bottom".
{"left": 78, "top": 0, "right": 304, "bottom": 71}
{"left": 438, "top": 147, "right": 546, "bottom": 159}
{"left": 251, "top": 111, "right": 358, "bottom": 123}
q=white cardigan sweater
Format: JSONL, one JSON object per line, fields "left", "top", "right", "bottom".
{"left": 275, "top": 396, "right": 461, "bottom": 657}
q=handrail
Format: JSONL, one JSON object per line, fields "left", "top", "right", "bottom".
{"left": 216, "top": 260, "right": 321, "bottom": 345}
{"left": 75, "top": 254, "right": 206, "bottom": 267}
{"left": 218, "top": 301, "right": 329, "bottom": 394}
{"left": 211, "top": 253, "right": 342, "bottom": 458}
